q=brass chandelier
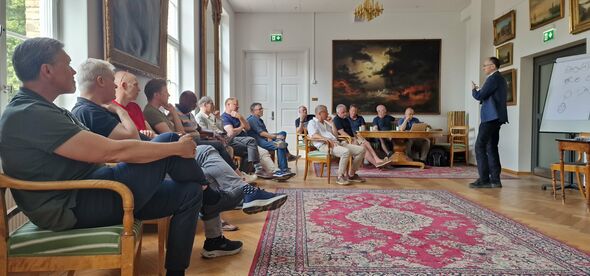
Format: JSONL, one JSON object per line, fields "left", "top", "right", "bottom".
{"left": 354, "top": 0, "right": 384, "bottom": 21}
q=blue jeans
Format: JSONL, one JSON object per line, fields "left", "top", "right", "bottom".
{"left": 257, "top": 131, "right": 288, "bottom": 172}
{"left": 72, "top": 133, "right": 206, "bottom": 271}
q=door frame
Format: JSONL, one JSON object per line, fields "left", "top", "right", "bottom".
{"left": 1, "top": 0, "right": 7, "bottom": 113}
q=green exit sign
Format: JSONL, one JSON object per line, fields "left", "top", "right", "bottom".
{"left": 271, "top": 34, "right": 282, "bottom": 42}
{"left": 543, "top": 28, "right": 555, "bottom": 42}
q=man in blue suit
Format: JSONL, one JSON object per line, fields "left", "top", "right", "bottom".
{"left": 470, "top": 57, "right": 508, "bottom": 188}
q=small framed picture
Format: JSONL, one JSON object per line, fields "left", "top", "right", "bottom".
{"left": 493, "top": 10, "right": 516, "bottom": 45}
{"left": 496, "top": 43, "right": 513, "bottom": 68}
{"left": 501, "top": 69, "right": 517, "bottom": 106}
{"left": 570, "top": 0, "right": 590, "bottom": 34}
{"left": 529, "top": 0, "right": 565, "bottom": 30}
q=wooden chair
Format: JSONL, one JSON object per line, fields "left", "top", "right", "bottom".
{"left": 295, "top": 129, "right": 308, "bottom": 167}
{"left": 448, "top": 126, "right": 469, "bottom": 167}
{"left": 550, "top": 132, "right": 590, "bottom": 200}
{"left": 303, "top": 137, "right": 352, "bottom": 184}
{"left": 0, "top": 174, "right": 141, "bottom": 276}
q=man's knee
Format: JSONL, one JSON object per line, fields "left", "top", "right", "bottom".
{"left": 151, "top": 132, "right": 180, "bottom": 143}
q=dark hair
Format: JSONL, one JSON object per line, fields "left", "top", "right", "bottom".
{"left": 12, "top": 37, "right": 64, "bottom": 82}
{"left": 144, "top": 78, "right": 167, "bottom": 101}
{"left": 177, "top": 90, "right": 197, "bottom": 113}
{"left": 250, "top": 102, "right": 262, "bottom": 112}
{"left": 488, "top": 57, "right": 501, "bottom": 69}
{"left": 349, "top": 104, "right": 359, "bottom": 110}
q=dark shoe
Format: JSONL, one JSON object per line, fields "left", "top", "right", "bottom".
{"left": 490, "top": 180, "right": 503, "bottom": 188}
{"left": 242, "top": 189, "right": 288, "bottom": 214}
{"left": 287, "top": 154, "right": 300, "bottom": 162}
{"left": 201, "top": 236, "right": 243, "bottom": 258}
{"left": 469, "top": 179, "right": 502, "bottom": 188}
{"left": 348, "top": 174, "right": 366, "bottom": 183}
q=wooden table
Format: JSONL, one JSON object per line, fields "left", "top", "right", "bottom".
{"left": 556, "top": 138, "right": 590, "bottom": 209}
{"left": 357, "top": 130, "right": 445, "bottom": 169}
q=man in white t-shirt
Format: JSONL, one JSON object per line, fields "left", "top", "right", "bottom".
{"left": 307, "top": 105, "right": 366, "bottom": 185}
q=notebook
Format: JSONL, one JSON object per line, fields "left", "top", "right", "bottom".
{"left": 410, "top": 123, "right": 428, "bottom": 131}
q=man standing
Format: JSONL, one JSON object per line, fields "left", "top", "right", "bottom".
{"left": 470, "top": 56, "right": 508, "bottom": 188}
{"left": 398, "top": 107, "right": 431, "bottom": 162}
{"left": 0, "top": 37, "right": 203, "bottom": 276}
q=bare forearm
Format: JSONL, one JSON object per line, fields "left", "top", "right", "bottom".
{"left": 106, "top": 140, "right": 187, "bottom": 163}
{"left": 116, "top": 110, "right": 140, "bottom": 139}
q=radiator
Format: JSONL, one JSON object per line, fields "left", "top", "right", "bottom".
{"left": 5, "top": 189, "right": 29, "bottom": 233}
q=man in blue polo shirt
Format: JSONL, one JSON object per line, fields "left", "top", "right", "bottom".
{"left": 246, "top": 102, "right": 295, "bottom": 178}
{"left": 397, "top": 107, "right": 431, "bottom": 162}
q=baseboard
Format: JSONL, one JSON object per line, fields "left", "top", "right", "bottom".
{"left": 501, "top": 168, "right": 532, "bottom": 176}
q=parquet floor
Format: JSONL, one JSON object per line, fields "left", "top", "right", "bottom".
{"left": 12, "top": 164, "right": 590, "bottom": 275}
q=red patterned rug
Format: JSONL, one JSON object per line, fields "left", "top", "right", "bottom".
{"left": 312, "top": 163, "right": 516, "bottom": 179}
{"left": 250, "top": 189, "right": 590, "bottom": 275}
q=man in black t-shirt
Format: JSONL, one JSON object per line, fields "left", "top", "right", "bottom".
{"left": 295, "top": 105, "right": 315, "bottom": 133}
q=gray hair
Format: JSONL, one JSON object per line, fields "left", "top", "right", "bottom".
{"left": 198, "top": 96, "right": 214, "bottom": 107}
{"left": 336, "top": 104, "right": 347, "bottom": 112}
{"left": 12, "top": 37, "right": 64, "bottom": 82}
{"left": 76, "top": 58, "right": 115, "bottom": 92}
{"left": 314, "top": 105, "right": 328, "bottom": 115}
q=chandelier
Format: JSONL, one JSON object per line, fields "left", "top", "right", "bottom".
{"left": 354, "top": 0, "right": 384, "bottom": 22}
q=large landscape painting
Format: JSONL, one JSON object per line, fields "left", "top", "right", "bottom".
{"left": 332, "top": 39, "right": 441, "bottom": 114}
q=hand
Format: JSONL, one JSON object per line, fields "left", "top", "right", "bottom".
{"left": 326, "top": 115, "right": 333, "bottom": 122}
{"left": 471, "top": 81, "right": 479, "bottom": 90}
{"left": 101, "top": 102, "right": 124, "bottom": 114}
{"left": 178, "top": 134, "right": 197, "bottom": 158}
{"left": 213, "top": 110, "right": 220, "bottom": 118}
{"left": 164, "top": 103, "right": 176, "bottom": 112}
{"left": 140, "top": 129, "right": 156, "bottom": 139}
{"left": 230, "top": 111, "right": 240, "bottom": 118}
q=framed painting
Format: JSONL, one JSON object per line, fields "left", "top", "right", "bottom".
{"left": 529, "top": 0, "right": 565, "bottom": 30}
{"left": 493, "top": 10, "right": 516, "bottom": 45}
{"left": 103, "top": 0, "right": 168, "bottom": 78}
{"left": 501, "top": 69, "right": 517, "bottom": 106}
{"left": 332, "top": 39, "right": 441, "bottom": 115}
{"left": 496, "top": 43, "right": 513, "bottom": 68}
{"left": 570, "top": 0, "right": 590, "bottom": 34}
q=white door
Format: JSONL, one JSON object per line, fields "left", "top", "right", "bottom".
{"left": 244, "top": 51, "right": 307, "bottom": 148}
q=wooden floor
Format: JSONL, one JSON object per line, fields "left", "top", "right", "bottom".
{"left": 13, "top": 164, "right": 590, "bottom": 276}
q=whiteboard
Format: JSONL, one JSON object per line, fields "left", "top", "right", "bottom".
{"left": 540, "top": 54, "right": 590, "bottom": 133}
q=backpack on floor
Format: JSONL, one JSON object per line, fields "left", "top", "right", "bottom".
{"left": 426, "top": 146, "right": 449, "bottom": 167}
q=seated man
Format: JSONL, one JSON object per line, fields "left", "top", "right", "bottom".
{"left": 295, "top": 105, "right": 315, "bottom": 134}
{"left": 111, "top": 70, "right": 156, "bottom": 139}
{"left": 0, "top": 37, "right": 205, "bottom": 276}
{"left": 372, "top": 104, "right": 396, "bottom": 157}
{"left": 246, "top": 102, "right": 295, "bottom": 179}
{"left": 398, "top": 107, "right": 431, "bottom": 162}
{"left": 348, "top": 104, "right": 366, "bottom": 133}
{"left": 221, "top": 97, "right": 265, "bottom": 175}
{"left": 175, "top": 90, "right": 256, "bottom": 183}
{"left": 333, "top": 104, "right": 389, "bottom": 168}
{"left": 307, "top": 105, "right": 366, "bottom": 185}
{"left": 71, "top": 61, "right": 287, "bottom": 257}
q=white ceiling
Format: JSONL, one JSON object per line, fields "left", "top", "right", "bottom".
{"left": 226, "top": 0, "right": 471, "bottom": 13}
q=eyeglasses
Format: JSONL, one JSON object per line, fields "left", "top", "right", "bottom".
{"left": 482, "top": 64, "right": 494, "bottom": 68}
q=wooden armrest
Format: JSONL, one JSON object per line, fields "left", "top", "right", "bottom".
{"left": 0, "top": 174, "right": 135, "bottom": 236}
{"left": 450, "top": 126, "right": 468, "bottom": 130}
{"left": 338, "top": 135, "right": 352, "bottom": 143}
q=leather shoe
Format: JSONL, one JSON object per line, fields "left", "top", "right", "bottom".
{"left": 469, "top": 179, "right": 502, "bottom": 188}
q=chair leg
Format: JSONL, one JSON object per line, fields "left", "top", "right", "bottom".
{"left": 450, "top": 149, "right": 454, "bottom": 167}
{"left": 320, "top": 163, "right": 325, "bottom": 177}
{"left": 576, "top": 171, "right": 586, "bottom": 199}
{"left": 551, "top": 169, "right": 557, "bottom": 199}
{"left": 327, "top": 159, "right": 331, "bottom": 184}
{"left": 304, "top": 160, "right": 309, "bottom": 180}
{"left": 157, "top": 217, "right": 169, "bottom": 276}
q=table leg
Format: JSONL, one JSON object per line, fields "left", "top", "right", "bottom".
{"left": 560, "top": 149, "right": 565, "bottom": 204}
{"left": 390, "top": 138, "right": 425, "bottom": 169}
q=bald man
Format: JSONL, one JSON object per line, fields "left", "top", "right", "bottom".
{"left": 112, "top": 71, "right": 156, "bottom": 139}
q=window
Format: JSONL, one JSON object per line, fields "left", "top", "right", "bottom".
{"left": 5, "top": 0, "right": 54, "bottom": 98}
{"left": 167, "top": 0, "right": 180, "bottom": 104}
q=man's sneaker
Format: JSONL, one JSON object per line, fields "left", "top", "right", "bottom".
{"left": 349, "top": 174, "right": 366, "bottom": 183}
{"left": 287, "top": 154, "right": 300, "bottom": 162}
{"left": 336, "top": 176, "right": 350, "bottom": 185}
{"left": 201, "top": 236, "right": 243, "bottom": 258}
{"left": 242, "top": 189, "right": 288, "bottom": 214}
{"left": 272, "top": 170, "right": 291, "bottom": 180}
{"left": 241, "top": 173, "right": 257, "bottom": 184}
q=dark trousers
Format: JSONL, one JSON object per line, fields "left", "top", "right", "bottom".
{"left": 475, "top": 120, "right": 502, "bottom": 182}
{"left": 72, "top": 133, "right": 206, "bottom": 271}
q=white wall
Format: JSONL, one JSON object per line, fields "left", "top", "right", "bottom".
{"left": 234, "top": 11, "right": 467, "bottom": 131}
{"left": 463, "top": 0, "right": 589, "bottom": 172}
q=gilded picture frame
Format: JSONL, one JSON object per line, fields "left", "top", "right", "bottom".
{"left": 529, "top": 0, "right": 565, "bottom": 30}
{"left": 570, "top": 0, "right": 590, "bottom": 34}
{"left": 496, "top": 43, "right": 513, "bottom": 68}
{"left": 103, "top": 0, "right": 168, "bottom": 78}
{"left": 493, "top": 10, "right": 516, "bottom": 46}
{"left": 501, "top": 69, "right": 517, "bottom": 106}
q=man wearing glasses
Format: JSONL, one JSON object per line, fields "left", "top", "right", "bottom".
{"left": 469, "top": 57, "right": 508, "bottom": 189}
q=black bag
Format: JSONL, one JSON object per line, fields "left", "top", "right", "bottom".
{"left": 426, "top": 146, "right": 449, "bottom": 167}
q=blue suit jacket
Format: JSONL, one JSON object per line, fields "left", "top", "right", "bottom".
{"left": 472, "top": 71, "right": 508, "bottom": 123}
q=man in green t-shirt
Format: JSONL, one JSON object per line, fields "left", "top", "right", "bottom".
{"left": 0, "top": 37, "right": 207, "bottom": 276}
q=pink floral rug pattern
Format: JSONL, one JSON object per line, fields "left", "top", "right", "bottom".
{"left": 312, "top": 164, "right": 516, "bottom": 179}
{"left": 250, "top": 189, "right": 590, "bottom": 275}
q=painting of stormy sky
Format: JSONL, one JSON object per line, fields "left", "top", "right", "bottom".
{"left": 332, "top": 40, "right": 441, "bottom": 114}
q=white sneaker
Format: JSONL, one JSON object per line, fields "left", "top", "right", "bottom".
{"left": 241, "top": 173, "right": 257, "bottom": 183}
{"left": 336, "top": 176, "right": 350, "bottom": 185}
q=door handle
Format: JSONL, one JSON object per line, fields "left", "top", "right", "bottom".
{"left": 271, "top": 111, "right": 275, "bottom": 120}
{"left": 0, "top": 24, "right": 4, "bottom": 38}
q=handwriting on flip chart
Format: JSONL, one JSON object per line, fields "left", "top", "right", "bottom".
{"left": 545, "top": 59, "right": 590, "bottom": 120}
